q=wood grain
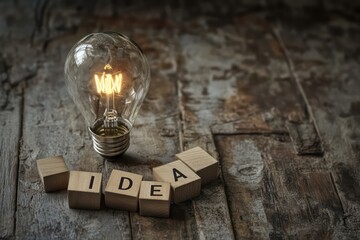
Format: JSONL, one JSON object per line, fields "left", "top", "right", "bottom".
{"left": 176, "top": 12, "right": 311, "bottom": 239}
{"left": 139, "top": 181, "right": 171, "bottom": 218}
{"left": 286, "top": 121, "right": 323, "bottom": 155}
{"left": 215, "top": 135, "right": 343, "bottom": 239}
{"left": 0, "top": 91, "right": 21, "bottom": 239}
{"left": 15, "top": 55, "right": 131, "bottom": 239}
{"left": 277, "top": 14, "right": 360, "bottom": 237}
{"left": 1, "top": 0, "right": 360, "bottom": 239}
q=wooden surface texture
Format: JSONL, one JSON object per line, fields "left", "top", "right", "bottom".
{"left": 0, "top": 0, "right": 360, "bottom": 239}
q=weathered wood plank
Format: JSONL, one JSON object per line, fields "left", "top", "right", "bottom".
{"left": 215, "top": 136, "right": 270, "bottom": 239}
{"left": 0, "top": 1, "right": 37, "bottom": 237}
{"left": 2, "top": 0, "right": 360, "bottom": 238}
{"left": 127, "top": 82, "right": 198, "bottom": 237}
{"left": 88, "top": 9, "right": 197, "bottom": 239}
{"left": 286, "top": 121, "right": 323, "bottom": 155}
{"left": 178, "top": 26, "right": 236, "bottom": 240}
{"left": 215, "top": 135, "right": 343, "bottom": 239}
{"left": 15, "top": 51, "right": 131, "bottom": 238}
{"left": 277, "top": 14, "right": 360, "bottom": 237}
{"left": 0, "top": 89, "right": 21, "bottom": 239}
{"left": 177, "top": 13, "right": 311, "bottom": 239}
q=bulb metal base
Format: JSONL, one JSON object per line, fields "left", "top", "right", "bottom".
{"left": 89, "top": 119, "right": 130, "bottom": 159}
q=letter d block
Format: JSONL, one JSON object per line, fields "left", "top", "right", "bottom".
{"left": 176, "top": 146, "right": 218, "bottom": 185}
{"left": 105, "top": 169, "right": 143, "bottom": 211}
{"left": 153, "top": 160, "right": 201, "bottom": 204}
{"left": 68, "top": 171, "right": 102, "bottom": 210}
{"left": 139, "top": 181, "right": 171, "bottom": 217}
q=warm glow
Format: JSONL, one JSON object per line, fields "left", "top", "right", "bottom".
{"left": 95, "top": 64, "right": 122, "bottom": 94}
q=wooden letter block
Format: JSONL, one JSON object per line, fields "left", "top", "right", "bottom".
{"left": 176, "top": 146, "right": 218, "bottom": 185}
{"left": 104, "top": 169, "right": 143, "bottom": 211}
{"left": 139, "top": 181, "right": 171, "bottom": 217}
{"left": 152, "top": 160, "right": 201, "bottom": 203}
{"left": 36, "top": 156, "right": 69, "bottom": 192}
{"left": 68, "top": 171, "right": 102, "bottom": 210}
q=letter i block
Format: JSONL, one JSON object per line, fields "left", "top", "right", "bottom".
{"left": 36, "top": 156, "right": 69, "bottom": 192}
{"left": 139, "top": 181, "right": 171, "bottom": 217}
{"left": 104, "top": 169, "right": 143, "bottom": 211}
{"left": 176, "top": 146, "right": 219, "bottom": 185}
{"left": 68, "top": 171, "right": 102, "bottom": 210}
{"left": 153, "top": 160, "right": 201, "bottom": 204}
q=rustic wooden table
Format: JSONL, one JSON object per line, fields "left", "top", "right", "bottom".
{"left": 1, "top": 0, "right": 360, "bottom": 239}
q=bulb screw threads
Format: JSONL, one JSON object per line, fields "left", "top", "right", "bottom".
{"left": 89, "top": 119, "right": 130, "bottom": 159}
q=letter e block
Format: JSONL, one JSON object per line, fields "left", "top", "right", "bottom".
{"left": 152, "top": 160, "right": 201, "bottom": 203}
{"left": 176, "top": 146, "right": 218, "bottom": 185}
{"left": 36, "top": 156, "right": 69, "bottom": 192}
{"left": 139, "top": 181, "right": 171, "bottom": 217}
{"left": 104, "top": 169, "right": 143, "bottom": 211}
{"left": 68, "top": 171, "right": 102, "bottom": 210}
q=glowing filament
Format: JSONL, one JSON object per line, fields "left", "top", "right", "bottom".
{"left": 95, "top": 64, "right": 122, "bottom": 94}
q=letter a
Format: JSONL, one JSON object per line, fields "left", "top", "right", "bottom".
{"left": 172, "top": 168, "right": 187, "bottom": 182}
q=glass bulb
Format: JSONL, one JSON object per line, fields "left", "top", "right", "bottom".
{"left": 64, "top": 32, "right": 150, "bottom": 158}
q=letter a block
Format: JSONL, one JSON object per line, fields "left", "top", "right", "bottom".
{"left": 153, "top": 160, "right": 201, "bottom": 203}
{"left": 104, "top": 169, "right": 143, "bottom": 211}
{"left": 139, "top": 181, "right": 171, "bottom": 217}
{"left": 36, "top": 156, "right": 69, "bottom": 192}
{"left": 68, "top": 171, "right": 102, "bottom": 210}
{"left": 176, "top": 147, "right": 218, "bottom": 185}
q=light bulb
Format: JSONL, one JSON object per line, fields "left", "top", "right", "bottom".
{"left": 64, "top": 32, "right": 150, "bottom": 159}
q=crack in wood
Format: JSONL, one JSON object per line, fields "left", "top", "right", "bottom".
{"left": 271, "top": 25, "right": 324, "bottom": 150}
